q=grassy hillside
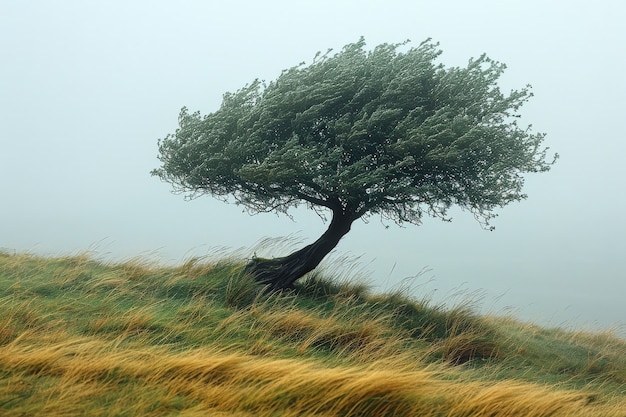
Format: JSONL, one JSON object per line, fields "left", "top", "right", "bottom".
{"left": 1, "top": 251, "right": 625, "bottom": 416}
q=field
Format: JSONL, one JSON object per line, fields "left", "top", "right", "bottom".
{"left": 1, "top": 250, "right": 625, "bottom": 416}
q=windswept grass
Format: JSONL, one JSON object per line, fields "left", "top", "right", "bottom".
{"left": 1, "top": 250, "right": 625, "bottom": 416}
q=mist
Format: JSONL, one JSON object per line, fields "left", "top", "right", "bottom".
{"left": 1, "top": 1, "right": 624, "bottom": 335}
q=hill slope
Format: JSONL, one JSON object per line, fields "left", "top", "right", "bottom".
{"left": 1, "top": 251, "right": 625, "bottom": 416}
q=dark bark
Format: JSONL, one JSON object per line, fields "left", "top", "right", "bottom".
{"left": 245, "top": 210, "right": 355, "bottom": 290}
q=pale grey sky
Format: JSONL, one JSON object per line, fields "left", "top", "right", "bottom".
{"left": 1, "top": 1, "right": 625, "bottom": 333}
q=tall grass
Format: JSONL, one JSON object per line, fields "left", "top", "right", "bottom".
{"left": 1, "top": 334, "right": 622, "bottom": 416}
{"left": 1, "top": 250, "right": 625, "bottom": 416}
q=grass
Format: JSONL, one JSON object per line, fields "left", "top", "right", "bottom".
{"left": 1, "top": 250, "right": 625, "bottom": 416}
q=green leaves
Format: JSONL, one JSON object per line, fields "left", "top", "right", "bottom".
{"left": 154, "top": 38, "right": 555, "bottom": 227}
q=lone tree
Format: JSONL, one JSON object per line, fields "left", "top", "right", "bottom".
{"left": 153, "top": 38, "right": 556, "bottom": 290}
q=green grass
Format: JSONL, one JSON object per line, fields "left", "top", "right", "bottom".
{"left": 1, "top": 250, "right": 625, "bottom": 416}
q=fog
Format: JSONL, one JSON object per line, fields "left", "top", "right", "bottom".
{"left": 1, "top": 1, "right": 624, "bottom": 334}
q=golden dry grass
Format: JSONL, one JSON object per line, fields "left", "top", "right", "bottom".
{"left": 1, "top": 251, "right": 625, "bottom": 416}
{"left": 2, "top": 331, "right": 624, "bottom": 417}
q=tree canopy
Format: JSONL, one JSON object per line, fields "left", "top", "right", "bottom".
{"left": 153, "top": 38, "right": 556, "bottom": 289}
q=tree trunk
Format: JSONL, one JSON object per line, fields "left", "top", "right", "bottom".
{"left": 245, "top": 210, "right": 355, "bottom": 290}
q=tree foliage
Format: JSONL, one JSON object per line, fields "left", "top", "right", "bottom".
{"left": 154, "top": 38, "right": 554, "bottom": 230}
{"left": 153, "top": 38, "right": 556, "bottom": 289}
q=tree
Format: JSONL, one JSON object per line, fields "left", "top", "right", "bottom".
{"left": 152, "top": 38, "right": 556, "bottom": 290}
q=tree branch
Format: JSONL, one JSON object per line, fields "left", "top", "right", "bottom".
{"left": 295, "top": 191, "right": 341, "bottom": 212}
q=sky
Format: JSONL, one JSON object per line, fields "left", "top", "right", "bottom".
{"left": 1, "top": 0, "right": 625, "bottom": 334}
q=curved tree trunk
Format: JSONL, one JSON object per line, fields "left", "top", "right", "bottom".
{"left": 245, "top": 210, "right": 355, "bottom": 290}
